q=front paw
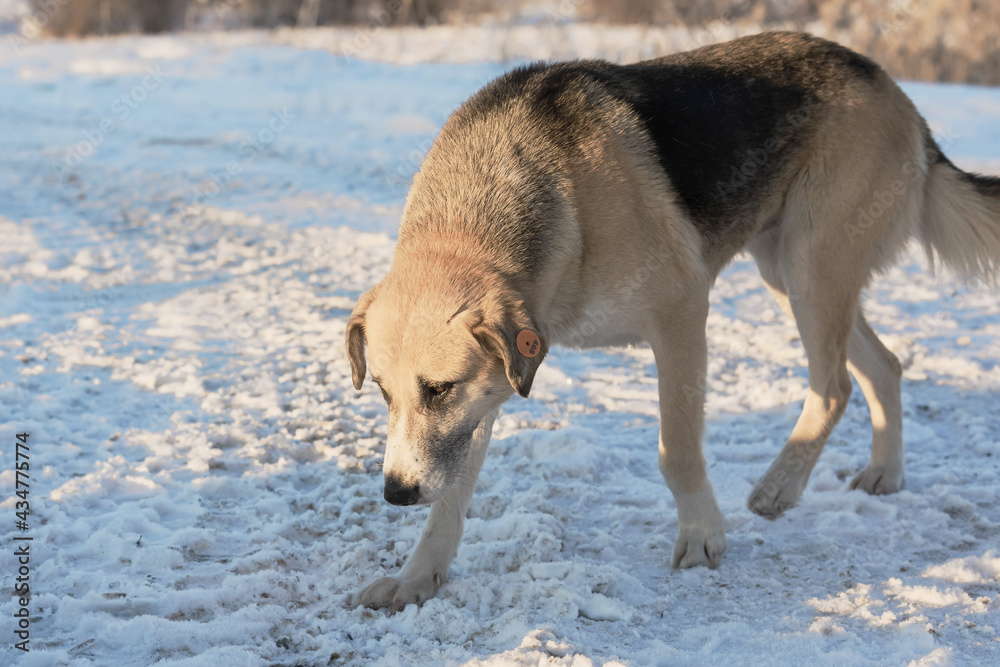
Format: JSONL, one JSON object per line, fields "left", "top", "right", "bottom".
{"left": 850, "top": 464, "right": 904, "bottom": 495}
{"left": 672, "top": 516, "right": 727, "bottom": 569}
{"left": 747, "top": 461, "right": 808, "bottom": 520}
{"left": 348, "top": 573, "right": 442, "bottom": 612}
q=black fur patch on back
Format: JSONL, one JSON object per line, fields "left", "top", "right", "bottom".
{"left": 616, "top": 62, "right": 813, "bottom": 238}
{"left": 612, "top": 33, "right": 880, "bottom": 241}
{"left": 449, "top": 33, "right": 884, "bottom": 247}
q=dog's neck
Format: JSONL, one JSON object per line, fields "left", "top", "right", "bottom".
{"left": 387, "top": 242, "right": 518, "bottom": 313}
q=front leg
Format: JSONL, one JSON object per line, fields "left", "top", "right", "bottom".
{"left": 350, "top": 411, "right": 496, "bottom": 611}
{"left": 649, "top": 291, "right": 727, "bottom": 569}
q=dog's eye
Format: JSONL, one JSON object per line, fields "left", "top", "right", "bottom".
{"left": 373, "top": 379, "right": 391, "bottom": 406}
{"left": 422, "top": 381, "right": 455, "bottom": 404}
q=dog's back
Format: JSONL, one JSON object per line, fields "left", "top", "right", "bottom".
{"left": 407, "top": 34, "right": 913, "bottom": 264}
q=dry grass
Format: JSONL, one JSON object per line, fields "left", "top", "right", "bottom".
{"left": 28, "top": 0, "right": 472, "bottom": 35}
{"left": 24, "top": 0, "right": 1000, "bottom": 84}
{"left": 582, "top": 0, "right": 1000, "bottom": 85}
{"left": 29, "top": 0, "right": 188, "bottom": 36}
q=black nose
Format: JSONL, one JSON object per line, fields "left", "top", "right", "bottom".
{"left": 383, "top": 476, "right": 420, "bottom": 506}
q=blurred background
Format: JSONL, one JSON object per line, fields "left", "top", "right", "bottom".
{"left": 3, "top": 0, "right": 999, "bottom": 84}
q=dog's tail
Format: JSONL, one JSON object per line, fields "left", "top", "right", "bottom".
{"left": 919, "top": 144, "right": 1000, "bottom": 284}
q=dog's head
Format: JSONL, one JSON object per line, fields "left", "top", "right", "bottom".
{"left": 346, "top": 275, "right": 546, "bottom": 505}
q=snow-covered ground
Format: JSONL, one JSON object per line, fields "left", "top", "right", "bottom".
{"left": 1, "top": 30, "right": 999, "bottom": 666}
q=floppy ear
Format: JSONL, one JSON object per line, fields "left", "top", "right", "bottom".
{"left": 470, "top": 296, "right": 547, "bottom": 398}
{"left": 346, "top": 287, "right": 378, "bottom": 390}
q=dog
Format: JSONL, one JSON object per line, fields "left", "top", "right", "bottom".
{"left": 345, "top": 31, "right": 1000, "bottom": 611}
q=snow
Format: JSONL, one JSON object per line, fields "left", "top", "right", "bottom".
{"left": 1, "top": 30, "right": 999, "bottom": 666}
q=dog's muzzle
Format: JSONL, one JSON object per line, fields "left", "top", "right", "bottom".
{"left": 383, "top": 475, "right": 420, "bottom": 506}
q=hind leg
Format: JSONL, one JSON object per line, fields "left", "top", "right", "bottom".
{"left": 847, "top": 314, "right": 905, "bottom": 494}
{"left": 751, "top": 260, "right": 905, "bottom": 498}
{"left": 744, "top": 88, "right": 926, "bottom": 515}
{"left": 748, "top": 219, "right": 906, "bottom": 503}
{"left": 746, "top": 230, "right": 858, "bottom": 518}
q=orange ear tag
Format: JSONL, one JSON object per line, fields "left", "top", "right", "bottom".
{"left": 516, "top": 330, "right": 541, "bottom": 358}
